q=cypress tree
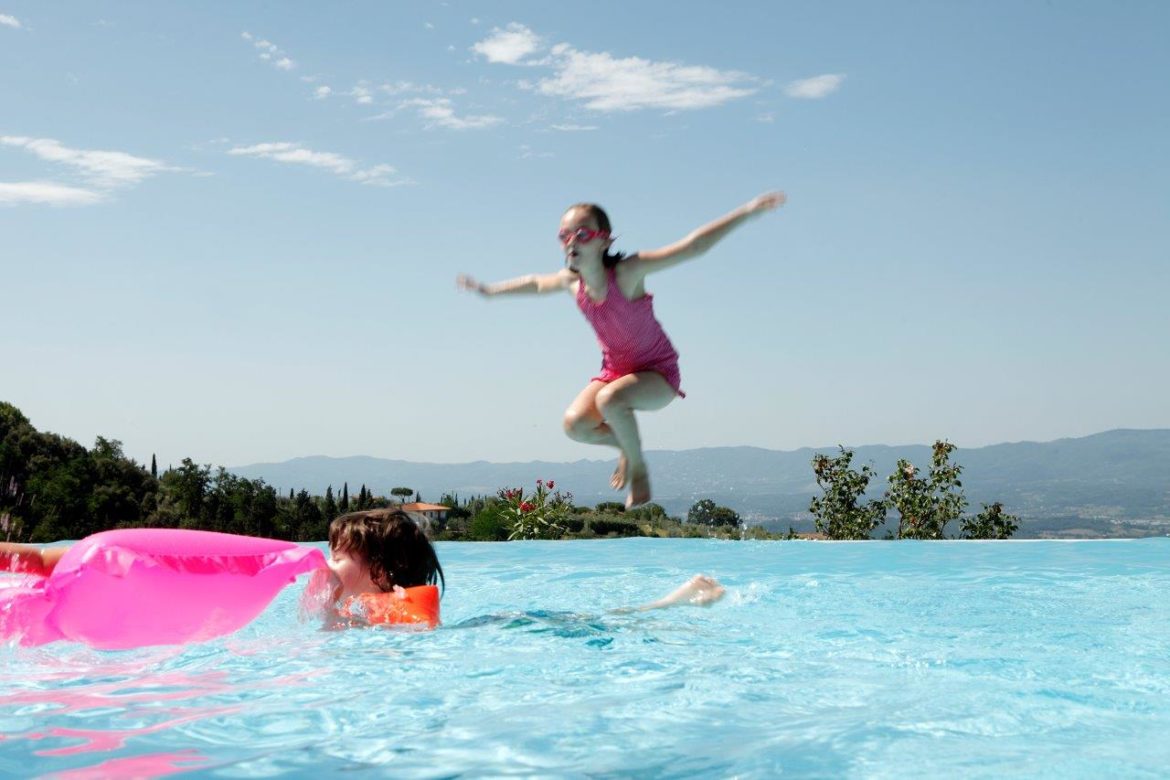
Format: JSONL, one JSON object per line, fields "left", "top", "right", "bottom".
{"left": 150, "top": 454, "right": 157, "bottom": 479}
{"left": 324, "top": 485, "right": 338, "bottom": 520}
{"left": 340, "top": 482, "right": 349, "bottom": 513}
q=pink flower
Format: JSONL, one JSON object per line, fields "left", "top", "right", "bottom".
{"left": 546, "top": 480, "right": 555, "bottom": 490}
{"left": 536, "top": 479, "right": 543, "bottom": 486}
{"left": 520, "top": 501, "right": 535, "bottom": 513}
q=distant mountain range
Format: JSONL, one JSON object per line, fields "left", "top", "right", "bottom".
{"left": 231, "top": 429, "right": 1170, "bottom": 538}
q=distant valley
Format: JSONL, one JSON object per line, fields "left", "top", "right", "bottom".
{"left": 231, "top": 429, "right": 1170, "bottom": 538}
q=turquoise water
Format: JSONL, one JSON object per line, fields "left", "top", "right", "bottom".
{"left": 3, "top": 538, "right": 1169, "bottom": 778}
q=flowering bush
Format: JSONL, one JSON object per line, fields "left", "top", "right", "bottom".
{"left": 885, "top": 440, "right": 965, "bottom": 539}
{"left": 499, "top": 479, "right": 573, "bottom": 540}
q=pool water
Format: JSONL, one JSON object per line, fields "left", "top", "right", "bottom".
{"left": 2, "top": 538, "right": 1169, "bottom": 778}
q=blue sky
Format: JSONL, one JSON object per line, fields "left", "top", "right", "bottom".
{"left": 2, "top": 1, "right": 1168, "bottom": 469}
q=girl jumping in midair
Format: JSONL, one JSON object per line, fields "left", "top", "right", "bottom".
{"left": 458, "top": 192, "right": 785, "bottom": 508}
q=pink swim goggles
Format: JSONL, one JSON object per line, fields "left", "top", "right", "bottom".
{"left": 557, "top": 227, "right": 610, "bottom": 245}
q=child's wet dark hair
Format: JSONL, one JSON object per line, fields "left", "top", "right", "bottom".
{"left": 328, "top": 509, "right": 444, "bottom": 594}
{"left": 566, "top": 202, "right": 626, "bottom": 269}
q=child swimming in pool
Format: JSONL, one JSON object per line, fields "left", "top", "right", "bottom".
{"left": 306, "top": 508, "right": 446, "bottom": 626}
{"left": 0, "top": 509, "right": 446, "bottom": 627}
{"left": 458, "top": 192, "right": 786, "bottom": 509}
{"left": 2, "top": 509, "right": 723, "bottom": 624}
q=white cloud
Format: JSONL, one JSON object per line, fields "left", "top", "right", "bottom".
{"left": 0, "top": 135, "right": 179, "bottom": 188}
{"left": 471, "top": 22, "right": 541, "bottom": 64}
{"left": 349, "top": 164, "right": 402, "bottom": 185}
{"left": 399, "top": 98, "right": 502, "bottom": 130}
{"left": 378, "top": 81, "right": 444, "bottom": 96}
{"left": 227, "top": 142, "right": 407, "bottom": 187}
{"left": 518, "top": 144, "right": 552, "bottom": 160}
{"left": 784, "top": 73, "right": 844, "bottom": 99}
{"left": 228, "top": 142, "right": 352, "bottom": 175}
{"left": 550, "top": 123, "right": 598, "bottom": 132}
{"left": 472, "top": 25, "right": 759, "bottom": 112}
{"left": 0, "top": 14, "right": 21, "bottom": 29}
{"left": 362, "top": 111, "right": 397, "bottom": 122}
{"left": 537, "top": 44, "right": 756, "bottom": 112}
{"left": 242, "top": 32, "right": 296, "bottom": 70}
{"left": 314, "top": 85, "right": 332, "bottom": 99}
{"left": 0, "top": 182, "right": 102, "bottom": 206}
{"left": 349, "top": 84, "right": 374, "bottom": 105}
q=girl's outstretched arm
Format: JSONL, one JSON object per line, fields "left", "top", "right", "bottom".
{"left": 611, "top": 574, "right": 726, "bottom": 614}
{"left": 0, "top": 542, "right": 69, "bottom": 576}
{"left": 630, "top": 192, "right": 785, "bottom": 277}
{"left": 457, "top": 269, "right": 575, "bottom": 298}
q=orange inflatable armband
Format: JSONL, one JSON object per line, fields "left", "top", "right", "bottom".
{"left": 342, "top": 585, "right": 440, "bottom": 629}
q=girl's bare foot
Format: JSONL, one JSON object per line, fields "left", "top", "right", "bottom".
{"left": 625, "top": 464, "right": 651, "bottom": 509}
{"left": 610, "top": 453, "right": 628, "bottom": 490}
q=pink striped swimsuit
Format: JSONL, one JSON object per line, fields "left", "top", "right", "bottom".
{"left": 575, "top": 264, "right": 685, "bottom": 397}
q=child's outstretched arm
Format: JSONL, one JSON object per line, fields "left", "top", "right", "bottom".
{"left": 0, "top": 542, "right": 69, "bottom": 576}
{"left": 611, "top": 574, "right": 726, "bottom": 613}
{"left": 631, "top": 192, "right": 786, "bottom": 276}
{"left": 457, "top": 269, "right": 575, "bottom": 298}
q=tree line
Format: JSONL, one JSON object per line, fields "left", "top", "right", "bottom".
{"left": 429, "top": 482, "right": 751, "bottom": 542}
{"left": 2, "top": 401, "right": 1015, "bottom": 543}
{"left": 1, "top": 403, "right": 416, "bottom": 543}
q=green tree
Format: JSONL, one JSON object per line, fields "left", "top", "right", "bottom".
{"left": 293, "top": 489, "right": 326, "bottom": 540}
{"left": 322, "top": 485, "right": 338, "bottom": 521}
{"left": 708, "top": 506, "right": 742, "bottom": 528}
{"left": 961, "top": 502, "right": 1019, "bottom": 539}
{"left": 391, "top": 487, "right": 414, "bottom": 503}
{"left": 87, "top": 437, "right": 151, "bottom": 532}
{"left": 687, "top": 499, "right": 717, "bottom": 526}
{"left": 249, "top": 481, "right": 280, "bottom": 538}
{"left": 439, "top": 492, "right": 471, "bottom": 521}
{"left": 688, "top": 499, "right": 742, "bottom": 529}
{"left": 809, "top": 447, "right": 887, "bottom": 540}
{"left": 629, "top": 503, "right": 668, "bottom": 522}
{"left": 468, "top": 503, "right": 509, "bottom": 541}
{"left": 885, "top": 440, "right": 966, "bottom": 539}
{"left": 339, "top": 482, "right": 349, "bottom": 513}
{"left": 165, "top": 459, "right": 211, "bottom": 524}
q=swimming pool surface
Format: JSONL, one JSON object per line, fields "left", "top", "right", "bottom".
{"left": 3, "top": 538, "right": 1169, "bottom": 778}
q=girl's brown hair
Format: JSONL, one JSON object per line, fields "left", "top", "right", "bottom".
{"left": 328, "top": 509, "right": 444, "bottom": 593}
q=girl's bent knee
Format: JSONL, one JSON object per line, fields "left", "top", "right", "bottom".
{"left": 563, "top": 411, "right": 589, "bottom": 439}
{"left": 595, "top": 386, "right": 624, "bottom": 414}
